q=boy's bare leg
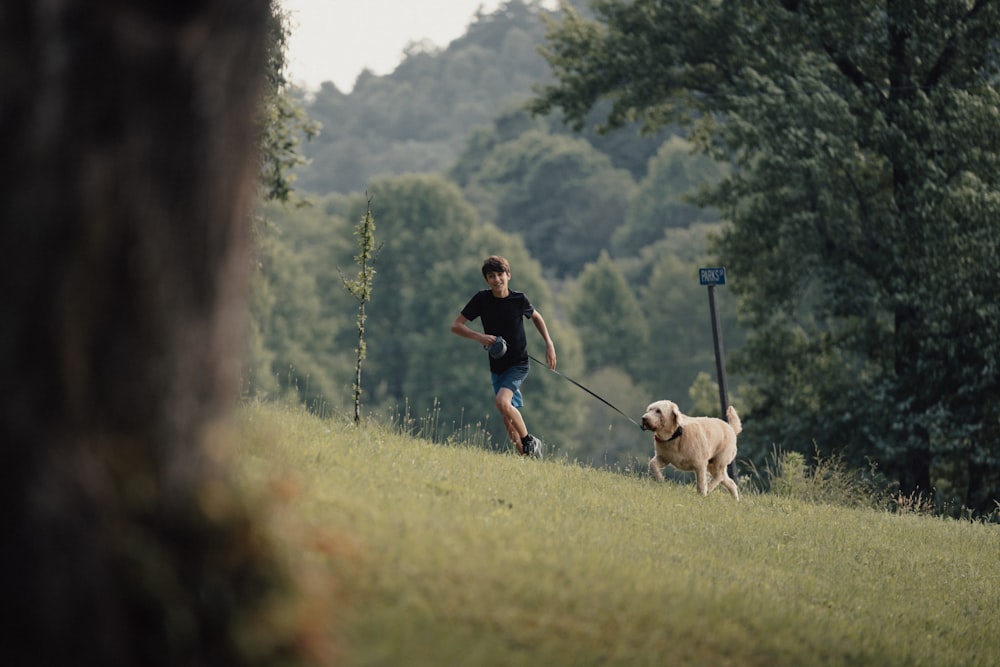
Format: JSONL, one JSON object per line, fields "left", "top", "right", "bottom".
{"left": 503, "top": 416, "right": 521, "bottom": 452}
{"left": 495, "top": 387, "right": 528, "bottom": 454}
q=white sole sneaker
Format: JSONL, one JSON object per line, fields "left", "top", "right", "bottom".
{"left": 524, "top": 436, "right": 542, "bottom": 459}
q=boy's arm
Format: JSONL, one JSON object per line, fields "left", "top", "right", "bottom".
{"left": 451, "top": 314, "right": 494, "bottom": 347}
{"left": 530, "top": 311, "right": 557, "bottom": 370}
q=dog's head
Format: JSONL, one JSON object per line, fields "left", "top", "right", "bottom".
{"left": 641, "top": 400, "right": 680, "bottom": 436}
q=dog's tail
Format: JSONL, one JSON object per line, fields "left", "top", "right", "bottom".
{"left": 726, "top": 406, "right": 742, "bottom": 435}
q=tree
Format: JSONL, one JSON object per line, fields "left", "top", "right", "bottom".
{"left": 334, "top": 175, "right": 587, "bottom": 451}
{"left": 1, "top": 0, "right": 327, "bottom": 664}
{"left": 339, "top": 174, "right": 486, "bottom": 416}
{"left": 245, "top": 200, "right": 351, "bottom": 413}
{"left": 341, "top": 195, "right": 381, "bottom": 423}
{"left": 531, "top": 0, "right": 1000, "bottom": 512}
{"left": 259, "top": 2, "right": 320, "bottom": 204}
{"left": 611, "top": 136, "right": 727, "bottom": 255}
{"left": 245, "top": 3, "right": 328, "bottom": 410}
{"left": 565, "top": 366, "right": 651, "bottom": 469}
{"left": 456, "top": 127, "right": 636, "bottom": 276}
{"left": 295, "top": 1, "right": 555, "bottom": 196}
{"left": 566, "top": 251, "right": 649, "bottom": 377}
{"left": 632, "top": 225, "right": 742, "bottom": 412}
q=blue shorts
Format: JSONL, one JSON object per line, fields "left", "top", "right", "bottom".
{"left": 491, "top": 364, "right": 529, "bottom": 409}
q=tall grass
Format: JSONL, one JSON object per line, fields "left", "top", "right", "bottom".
{"left": 744, "top": 446, "right": 1000, "bottom": 522}
{"left": 384, "top": 398, "right": 496, "bottom": 451}
{"left": 235, "top": 402, "right": 1000, "bottom": 667}
{"left": 744, "top": 446, "right": 887, "bottom": 510}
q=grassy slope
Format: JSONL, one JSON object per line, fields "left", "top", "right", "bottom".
{"left": 236, "top": 403, "right": 999, "bottom": 667}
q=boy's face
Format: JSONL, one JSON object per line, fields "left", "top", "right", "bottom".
{"left": 484, "top": 269, "right": 510, "bottom": 296}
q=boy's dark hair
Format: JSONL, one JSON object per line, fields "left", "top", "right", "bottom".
{"left": 481, "top": 255, "right": 510, "bottom": 278}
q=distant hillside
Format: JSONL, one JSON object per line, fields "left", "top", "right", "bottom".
{"left": 291, "top": 0, "right": 666, "bottom": 196}
{"left": 294, "top": 1, "right": 553, "bottom": 195}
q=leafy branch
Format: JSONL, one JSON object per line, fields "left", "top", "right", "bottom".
{"left": 340, "top": 193, "right": 382, "bottom": 424}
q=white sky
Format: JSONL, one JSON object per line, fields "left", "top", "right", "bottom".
{"left": 281, "top": 0, "right": 542, "bottom": 93}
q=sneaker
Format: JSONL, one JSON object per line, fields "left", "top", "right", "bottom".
{"left": 522, "top": 434, "right": 542, "bottom": 459}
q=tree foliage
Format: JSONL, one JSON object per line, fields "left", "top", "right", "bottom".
{"left": 296, "top": 1, "right": 556, "bottom": 195}
{"left": 245, "top": 199, "right": 354, "bottom": 413}
{"left": 532, "top": 0, "right": 1000, "bottom": 512}
{"left": 339, "top": 174, "right": 588, "bottom": 449}
{"left": 258, "top": 3, "right": 319, "bottom": 204}
{"left": 341, "top": 194, "right": 381, "bottom": 423}
{"left": 629, "top": 225, "right": 742, "bottom": 406}
{"left": 291, "top": 1, "right": 671, "bottom": 198}
{"left": 611, "top": 136, "right": 727, "bottom": 255}
{"left": 452, "top": 126, "right": 636, "bottom": 276}
{"left": 567, "top": 251, "right": 649, "bottom": 377}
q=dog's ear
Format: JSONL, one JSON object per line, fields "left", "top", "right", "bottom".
{"left": 670, "top": 402, "right": 683, "bottom": 426}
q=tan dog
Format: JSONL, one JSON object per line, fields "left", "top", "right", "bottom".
{"left": 640, "top": 400, "right": 741, "bottom": 500}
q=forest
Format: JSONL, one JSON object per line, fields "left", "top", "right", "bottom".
{"left": 249, "top": 0, "right": 1000, "bottom": 516}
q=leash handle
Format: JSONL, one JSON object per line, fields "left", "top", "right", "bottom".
{"left": 527, "top": 354, "right": 642, "bottom": 429}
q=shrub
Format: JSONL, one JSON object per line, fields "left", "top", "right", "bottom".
{"left": 747, "top": 445, "right": 886, "bottom": 510}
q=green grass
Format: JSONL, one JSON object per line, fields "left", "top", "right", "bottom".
{"left": 235, "top": 402, "right": 1000, "bottom": 667}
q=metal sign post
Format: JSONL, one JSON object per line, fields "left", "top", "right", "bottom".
{"left": 699, "top": 267, "right": 734, "bottom": 478}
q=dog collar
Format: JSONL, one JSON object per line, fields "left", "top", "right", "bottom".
{"left": 654, "top": 426, "right": 683, "bottom": 444}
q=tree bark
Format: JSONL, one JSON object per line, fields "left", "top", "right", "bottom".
{"left": 0, "top": 1, "right": 312, "bottom": 664}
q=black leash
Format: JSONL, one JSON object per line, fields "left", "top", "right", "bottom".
{"left": 527, "top": 353, "right": 642, "bottom": 429}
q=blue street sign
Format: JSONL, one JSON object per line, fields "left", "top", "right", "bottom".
{"left": 699, "top": 266, "right": 726, "bottom": 286}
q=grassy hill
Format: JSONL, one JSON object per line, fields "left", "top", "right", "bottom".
{"left": 235, "top": 402, "right": 999, "bottom": 667}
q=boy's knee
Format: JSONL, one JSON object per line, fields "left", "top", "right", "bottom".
{"left": 494, "top": 387, "right": 515, "bottom": 410}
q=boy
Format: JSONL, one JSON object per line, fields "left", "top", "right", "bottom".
{"left": 451, "top": 255, "right": 557, "bottom": 457}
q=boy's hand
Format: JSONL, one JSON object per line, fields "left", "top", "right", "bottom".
{"left": 545, "top": 343, "right": 557, "bottom": 370}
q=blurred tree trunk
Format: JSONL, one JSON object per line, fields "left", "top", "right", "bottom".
{"left": 0, "top": 1, "right": 318, "bottom": 665}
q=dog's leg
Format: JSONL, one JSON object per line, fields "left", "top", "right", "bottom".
{"left": 706, "top": 474, "right": 723, "bottom": 494}
{"left": 648, "top": 456, "right": 666, "bottom": 481}
{"left": 694, "top": 466, "right": 709, "bottom": 495}
{"left": 720, "top": 476, "right": 740, "bottom": 501}
{"left": 706, "top": 474, "right": 739, "bottom": 501}
{"left": 707, "top": 456, "right": 737, "bottom": 499}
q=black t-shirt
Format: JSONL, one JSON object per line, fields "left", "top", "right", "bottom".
{"left": 461, "top": 289, "right": 534, "bottom": 373}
